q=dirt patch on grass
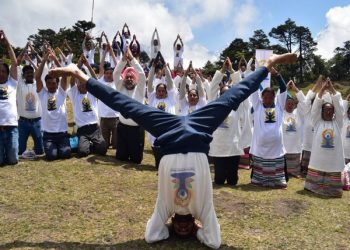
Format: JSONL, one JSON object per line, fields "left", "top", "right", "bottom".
{"left": 271, "top": 198, "right": 309, "bottom": 218}
{"left": 214, "top": 191, "right": 253, "bottom": 215}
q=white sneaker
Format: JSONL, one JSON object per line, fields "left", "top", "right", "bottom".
{"left": 21, "top": 150, "right": 37, "bottom": 160}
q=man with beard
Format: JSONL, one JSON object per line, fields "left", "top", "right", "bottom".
{"left": 113, "top": 47, "right": 146, "bottom": 164}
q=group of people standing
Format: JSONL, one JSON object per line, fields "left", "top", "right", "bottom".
{"left": 0, "top": 24, "right": 349, "bottom": 249}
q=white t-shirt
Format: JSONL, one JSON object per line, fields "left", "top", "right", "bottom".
{"left": 68, "top": 85, "right": 99, "bottom": 128}
{"left": 209, "top": 108, "right": 244, "bottom": 157}
{"left": 0, "top": 77, "right": 18, "bottom": 126}
{"left": 38, "top": 86, "right": 68, "bottom": 133}
{"left": 147, "top": 89, "right": 176, "bottom": 145}
{"left": 122, "top": 36, "right": 131, "bottom": 52}
{"left": 302, "top": 90, "right": 316, "bottom": 151}
{"left": 250, "top": 90, "right": 287, "bottom": 159}
{"left": 113, "top": 58, "right": 145, "bottom": 126}
{"left": 83, "top": 49, "right": 95, "bottom": 65}
{"left": 97, "top": 77, "right": 119, "bottom": 118}
{"left": 239, "top": 98, "right": 253, "bottom": 149}
{"left": 99, "top": 48, "right": 111, "bottom": 64}
{"left": 173, "top": 46, "right": 184, "bottom": 68}
{"left": 150, "top": 44, "right": 161, "bottom": 60}
{"left": 309, "top": 94, "right": 345, "bottom": 172}
{"left": 178, "top": 96, "right": 206, "bottom": 116}
{"left": 16, "top": 79, "right": 42, "bottom": 119}
{"left": 59, "top": 53, "right": 73, "bottom": 66}
{"left": 145, "top": 152, "right": 221, "bottom": 249}
{"left": 282, "top": 92, "right": 306, "bottom": 154}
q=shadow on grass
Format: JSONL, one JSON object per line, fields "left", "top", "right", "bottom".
{"left": 0, "top": 239, "right": 240, "bottom": 250}
{"left": 84, "top": 154, "right": 157, "bottom": 172}
{"left": 296, "top": 189, "right": 342, "bottom": 200}
{"left": 232, "top": 183, "right": 276, "bottom": 192}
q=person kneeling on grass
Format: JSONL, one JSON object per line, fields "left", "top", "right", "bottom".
{"left": 304, "top": 79, "right": 346, "bottom": 198}
{"left": 0, "top": 30, "right": 19, "bottom": 166}
{"left": 48, "top": 53, "right": 297, "bottom": 249}
{"left": 68, "top": 54, "right": 107, "bottom": 157}
{"left": 249, "top": 68, "right": 289, "bottom": 189}
{"left": 35, "top": 50, "right": 71, "bottom": 161}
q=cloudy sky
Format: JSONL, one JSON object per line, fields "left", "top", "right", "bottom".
{"left": 1, "top": 0, "right": 349, "bottom": 67}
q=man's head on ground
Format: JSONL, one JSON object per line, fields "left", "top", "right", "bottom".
{"left": 171, "top": 214, "right": 197, "bottom": 239}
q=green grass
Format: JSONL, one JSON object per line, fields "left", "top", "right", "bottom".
{"left": 0, "top": 151, "right": 349, "bottom": 250}
{"left": 1, "top": 87, "right": 350, "bottom": 250}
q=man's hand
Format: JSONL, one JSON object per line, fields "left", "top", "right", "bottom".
{"left": 327, "top": 78, "right": 336, "bottom": 95}
{"left": 125, "top": 46, "right": 134, "bottom": 61}
{"left": 270, "top": 67, "right": 278, "bottom": 76}
{"left": 287, "top": 80, "right": 299, "bottom": 92}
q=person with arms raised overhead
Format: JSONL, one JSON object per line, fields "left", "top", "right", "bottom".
{"left": 304, "top": 78, "right": 345, "bottom": 197}
{"left": 68, "top": 54, "right": 107, "bottom": 157}
{"left": 0, "top": 30, "right": 19, "bottom": 166}
{"left": 113, "top": 47, "right": 146, "bottom": 164}
{"left": 249, "top": 67, "right": 289, "bottom": 189}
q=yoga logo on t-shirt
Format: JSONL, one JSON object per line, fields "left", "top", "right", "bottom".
{"left": 47, "top": 95, "right": 57, "bottom": 111}
{"left": 157, "top": 101, "right": 166, "bottom": 111}
{"left": 171, "top": 172, "right": 195, "bottom": 207}
{"left": 25, "top": 93, "right": 36, "bottom": 111}
{"left": 264, "top": 108, "right": 276, "bottom": 123}
{"left": 321, "top": 129, "right": 335, "bottom": 148}
{"left": 0, "top": 85, "right": 9, "bottom": 100}
{"left": 82, "top": 97, "right": 92, "bottom": 112}
{"left": 285, "top": 117, "right": 296, "bottom": 132}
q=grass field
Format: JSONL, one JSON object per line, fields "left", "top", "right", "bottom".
{"left": 1, "top": 85, "right": 350, "bottom": 250}
{"left": 0, "top": 142, "right": 350, "bottom": 250}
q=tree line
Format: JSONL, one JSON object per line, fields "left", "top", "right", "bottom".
{"left": 1, "top": 18, "right": 349, "bottom": 83}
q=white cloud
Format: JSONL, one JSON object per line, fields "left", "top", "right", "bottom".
{"left": 0, "top": 0, "right": 260, "bottom": 68}
{"left": 232, "top": 0, "right": 259, "bottom": 38}
{"left": 173, "top": 0, "right": 233, "bottom": 27}
{"left": 316, "top": 5, "right": 350, "bottom": 59}
{"left": 184, "top": 43, "right": 217, "bottom": 69}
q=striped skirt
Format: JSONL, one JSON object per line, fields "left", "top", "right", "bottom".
{"left": 304, "top": 168, "right": 343, "bottom": 197}
{"left": 251, "top": 155, "right": 287, "bottom": 188}
{"left": 285, "top": 153, "right": 301, "bottom": 177}
{"left": 301, "top": 150, "right": 311, "bottom": 174}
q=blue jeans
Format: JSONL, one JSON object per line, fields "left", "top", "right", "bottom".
{"left": 0, "top": 126, "right": 19, "bottom": 165}
{"left": 43, "top": 132, "right": 71, "bottom": 161}
{"left": 18, "top": 117, "right": 44, "bottom": 155}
